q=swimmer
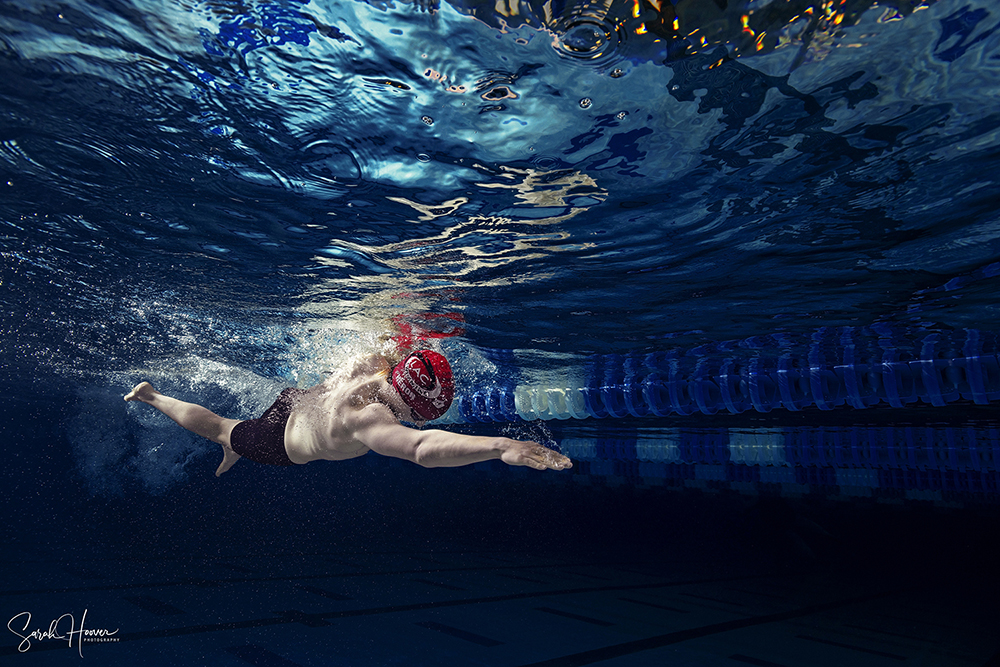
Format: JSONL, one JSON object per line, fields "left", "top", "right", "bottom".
{"left": 124, "top": 350, "right": 572, "bottom": 477}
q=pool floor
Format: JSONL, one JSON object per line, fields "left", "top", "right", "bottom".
{"left": 3, "top": 537, "right": 996, "bottom": 666}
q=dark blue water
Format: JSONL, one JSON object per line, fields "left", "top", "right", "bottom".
{"left": 3, "top": 0, "right": 1000, "bottom": 664}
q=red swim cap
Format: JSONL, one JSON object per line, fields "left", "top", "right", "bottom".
{"left": 390, "top": 350, "right": 454, "bottom": 421}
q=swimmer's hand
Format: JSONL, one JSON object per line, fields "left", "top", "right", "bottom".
{"left": 499, "top": 440, "right": 572, "bottom": 471}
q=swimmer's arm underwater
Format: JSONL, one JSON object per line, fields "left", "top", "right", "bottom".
{"left": 354, "top": 404, "right": 572, "bottom": 471}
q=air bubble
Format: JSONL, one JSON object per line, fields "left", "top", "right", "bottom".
{"left": 579, "top": 98, "right": 592, "bottom": 109}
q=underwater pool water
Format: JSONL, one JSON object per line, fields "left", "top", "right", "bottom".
{"left": 2, "top": 0, "right": 1000, "bottom": 664}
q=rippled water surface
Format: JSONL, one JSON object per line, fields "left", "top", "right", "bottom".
{"left": 4, "top": 0, "right": 1000, "bottom": 386}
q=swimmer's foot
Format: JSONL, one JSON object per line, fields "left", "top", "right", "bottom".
{"left": 124, "top": 381, "right": 159, "bottom": 403}
{"left": 216, "top": 445, "right": 241, "bottom": 477}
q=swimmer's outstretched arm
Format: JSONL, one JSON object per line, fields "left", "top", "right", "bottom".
{"left": 354, "top": 405, "right": 572, "bottom": 471}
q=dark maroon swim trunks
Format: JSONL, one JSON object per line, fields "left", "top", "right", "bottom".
{"left": 230, "top": 387, "right": 307, "bottom": 466}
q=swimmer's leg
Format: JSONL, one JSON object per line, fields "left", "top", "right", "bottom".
{"left": 125, "top": 382, "right": 242, "bottom": 477}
